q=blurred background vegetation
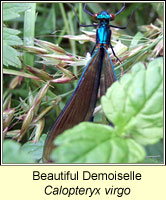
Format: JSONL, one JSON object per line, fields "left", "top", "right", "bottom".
{"left": 3, "top": 2, "right": 163, "bottom": 163}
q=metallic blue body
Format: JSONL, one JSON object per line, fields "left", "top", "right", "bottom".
{"left": 96, "top": 11, "right": 111, "bottom": 45}
{"left": 96, "top": 24, "right": 111, "bottom": 45}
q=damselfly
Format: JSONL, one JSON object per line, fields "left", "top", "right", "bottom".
{"left": 43, "top": 3, "right": 135, "bottom": 162}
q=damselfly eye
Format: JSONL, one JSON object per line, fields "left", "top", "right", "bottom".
{"left": 93, "top": 13, "right": 98, "bottom": 19}
{"left": 110, "top": 13, "right": 115, "bottom": 21}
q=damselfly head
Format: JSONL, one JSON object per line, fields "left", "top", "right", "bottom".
{"left": 93, "top": 11, "right": 115, "bottom": 21}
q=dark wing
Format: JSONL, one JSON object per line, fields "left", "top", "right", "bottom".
{"left": 100, "top": 48, "right": 117, "bottom": 96}
{"left": 43, "top": 48, "right": 104, "bottom": 162}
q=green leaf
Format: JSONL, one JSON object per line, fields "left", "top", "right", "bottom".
{"left": 145, "top": 139, "right": 163, "bottom": 163}
{"left": 3, "top": 27, "right": 23, "bottom": 68}
{"left": 3, "top": 140, "right": 35, "bottom": 163}
{"left": 3, "top": 3, "right": 31, "bottom": 68}
{"left": 3, "top": 3, "right": 30, "bottom": 21}
{"left": 102, "top": 57, "right": 163, "bottom": 145}
{"left": 51, "top": 122, "right": 145, "bottom": 163}
{"left": 21, "top": 134, "right": 46, "bottom": 161}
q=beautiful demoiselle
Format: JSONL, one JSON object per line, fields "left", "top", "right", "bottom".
{"left": 43, "top": 3, "right": 135, "bottom": 162}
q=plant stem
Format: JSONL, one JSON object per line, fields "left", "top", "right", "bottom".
{"left": 23, "top": 3, "right": 36, "bottom": 67}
